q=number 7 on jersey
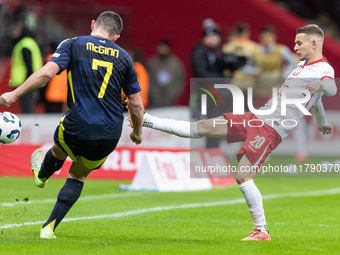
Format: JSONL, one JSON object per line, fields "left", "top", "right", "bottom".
{"left": 92, "top": 59, "right": 113, "bottom": 98}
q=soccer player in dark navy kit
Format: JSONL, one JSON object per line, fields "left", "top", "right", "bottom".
{"left": 0, "top": 11, "right": 144, "bottom": 239}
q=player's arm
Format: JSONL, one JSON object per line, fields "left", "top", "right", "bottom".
{"left": 0, "top": 62, "right": 60, "bottom": 107}
{"left": 313, "top": 98, "right": 332, "bottom": 135}
{"left": 305, "top": 77, "right": 337, "bottom": 96}
{"left": 127, "top": 92, "right": 144, "bottom": 145}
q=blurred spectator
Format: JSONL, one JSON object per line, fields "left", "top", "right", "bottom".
{"left": 255, "top": 25, "right": 296, "bottom": 98}
{"left": 129, "top": 48, "right": 149, "bottom": 108}
{"left": 191, "top": 19, "right": 230, "bottom": 148}
{"left": 0, "top": 0, "right": 27, "bottom": 57}
{"left": 191, "top": 18, "right": 224, "bottom": 79}
{"left": 9, "top": 12, "right": 43, "bottom": 113}
{"left": 223, "top": 22, "right": 260, "bottom": 97}
{"left": 147, "top": 39, "right": 185, "bottom": 108}
{"left": 44, "top": 44, "right": 67, "bottom": 113}
{"left": 315, "top": 13, "right": 338, "bottom": 40}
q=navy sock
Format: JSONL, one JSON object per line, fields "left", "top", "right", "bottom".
{"left": 38, "top": 149, "right": 65, "bottom": 179}
{"left": 43, "top": 178, "right": 84, "bottom": 231}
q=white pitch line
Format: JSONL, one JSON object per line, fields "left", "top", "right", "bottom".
{"left": 0, "top": 185, "right": 235, "bottom": 207}
{"left": 1, "top": 187, "right": 340, "bottom": 230}
{"left": 0, "top": 192, "right": 145, "bottom": 207}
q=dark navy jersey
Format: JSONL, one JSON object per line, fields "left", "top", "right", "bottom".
{"left": 50, "top": 35, "right": 141, "bottom": 140}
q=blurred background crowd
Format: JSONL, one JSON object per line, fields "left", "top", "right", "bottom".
{"left": 0, "top": 0, "right": 339, "bottom": 115}
{"left": 271, "top": 0, "right": 340, "bottom": 40}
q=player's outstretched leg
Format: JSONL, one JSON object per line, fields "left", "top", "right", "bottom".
{"left": 143, "top": 113, "right": 200, "bottom": 138}
{"left": 142, "top": 113, "right": 228, "bottom": 139}
{"left": 30, "top": 145, "right": 66, "bottom": 188}
{"left": 236, "top": 155, "right": 271, "bottom": 241}
{"left": 40, "top": 159, "right": 91, "bottom": 239}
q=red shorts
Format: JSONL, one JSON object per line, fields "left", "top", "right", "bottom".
{"left": 223, "top": 112, "right": 282, "bottom": 167}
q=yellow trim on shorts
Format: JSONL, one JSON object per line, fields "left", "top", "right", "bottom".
{"left": 81, "top": 155, "right": 108, "bottom": 170}
{"left": 58, "top": 116, "right": 77, "bottom": 162}
{"left": 57, "top": 115, "right": 108, "bottom": 170}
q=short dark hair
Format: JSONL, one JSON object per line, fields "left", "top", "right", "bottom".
{"left": 296, "top": 24, "right": 323, "bottom": 38}
{"left": 96, "top": 11, "right": 123, "bottom": 36}
{"left": 234, "top": 22, "right": 249, "bottom": 35}
{"left": 158, "top": 39, "right": 171, "bottom": 47}
{"left": 261, "top": 25, "right": 276, "bottom": 34}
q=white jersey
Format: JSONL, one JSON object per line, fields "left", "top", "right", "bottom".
{"left": 256, "top": 58, "right": 335, "bottom": 139}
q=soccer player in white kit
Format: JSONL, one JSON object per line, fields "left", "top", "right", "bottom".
{"left": 141, "top": 24, "right": 337, "bottom": 241}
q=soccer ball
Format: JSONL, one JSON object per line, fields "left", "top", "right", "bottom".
{"left": 0, "top": 112, "right": 21, "bottom": 144}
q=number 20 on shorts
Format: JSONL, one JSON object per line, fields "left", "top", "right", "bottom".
{"left": 249, "top": 135, "right": 266, "bottom": 149}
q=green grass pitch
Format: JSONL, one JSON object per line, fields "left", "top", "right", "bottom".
{"left": 1, "top": 155, "right": 340, "bottom": 255}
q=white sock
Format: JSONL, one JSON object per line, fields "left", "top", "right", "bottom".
{"left": 144, "top": 113, "right": 201, "bottom": 138}
{"left": 238, "top": 179, "right": 268, "bottom": 234}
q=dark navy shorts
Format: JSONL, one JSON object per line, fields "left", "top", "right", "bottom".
{"left": 54, "top": 125, "right": 119, "bottom": 170}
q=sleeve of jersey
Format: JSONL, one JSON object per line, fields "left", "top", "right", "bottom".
{"left": 320, "top": 67, "right": 337, "bottom": 96}
{"left": 49, "top": 39, "right": 72, "bottom": 74}
{"left": 123, "top": 57, "right": 142, "bottom": 96}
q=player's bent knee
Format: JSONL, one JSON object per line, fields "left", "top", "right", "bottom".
{"left": 68, "top": 171, "right": 89, "bottom": 182}
{"left": 235, "top": 177, "right": 253, "bottom": 184}
{"left": 235, "top": 169, "right": 256, "bottom": 184}
{"left": 68, "top": 159, "right": 92, "bottom": 181}
{"left": 52, "top": 143, "right": 68, "bottom": 161}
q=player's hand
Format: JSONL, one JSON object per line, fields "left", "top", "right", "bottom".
{"left": 319, "top": 124, "right": 332, "bottom": 135}
{"left": 305, "top": 81, "right": 322, "bottom": 96}
{"left": 0, "top": 92, "right": 18, "bottom": 107}
{"left": 130, "top": 131, "right": 143, "bottom": 145}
